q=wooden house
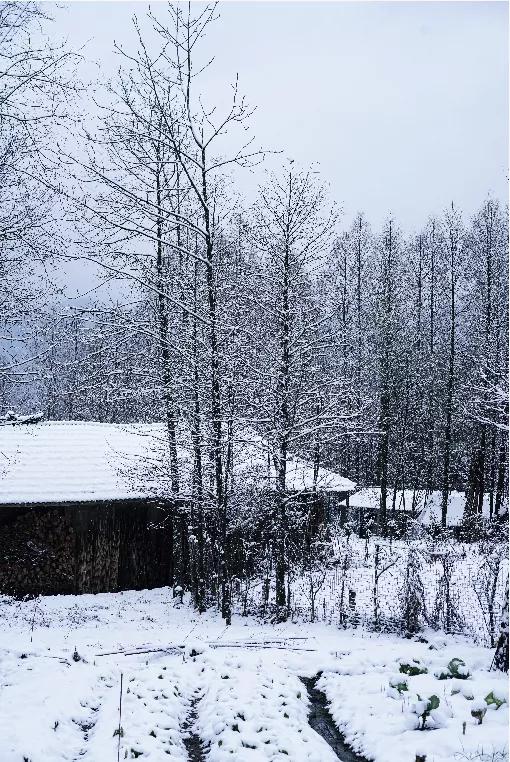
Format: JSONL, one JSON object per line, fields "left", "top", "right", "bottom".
{"left": 0, "top": 420, "right": 355, "bottom": 597}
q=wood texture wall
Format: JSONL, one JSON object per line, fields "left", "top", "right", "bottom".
{"left": 0, "top": 500, "right": 174, "bottom": 597}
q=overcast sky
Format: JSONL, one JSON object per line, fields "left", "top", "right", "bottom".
{"left": 52, "top": 1, "right": 508, "bottom": 233}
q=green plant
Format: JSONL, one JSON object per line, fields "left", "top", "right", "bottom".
{"left": 448, "top": 658, "right": 470, "bottom": 679}
{"left": 470, "top": 699, "right": 487, "bottom": 725}
{"left": 389, "top": 675, "right": 409, "bottom": 694}
{"left": 413, "top": 694, "right": 440, "bottom": 730}
{"left": 399, "top": 659, "right": 428, "bottom": 676}
{"left": 484, "top": 691, "right": 507, "bottom": 709}
{"left": 437, "top": 658, "right": 470, "bottom": 680}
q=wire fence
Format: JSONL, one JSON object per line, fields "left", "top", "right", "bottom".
{"left": 243, "top": 536, "right": 508, "bottom": 647}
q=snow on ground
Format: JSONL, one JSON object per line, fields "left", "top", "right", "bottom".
{"left": 87, "top": 659, "right": 193, "bottom": 761}
{"left": 318, "top": 644, "right": 509, "bottom": 762}
{"left": 0, "top": 588, "right": 507, "bottom": 762}
{"left": 195, "top": 648, "right": 338, "bottom": 761}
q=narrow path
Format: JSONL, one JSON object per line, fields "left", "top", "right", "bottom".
{"left": 72, "top": 673, "right": 114, "bottom": 761}
{"left": 300, "top": 676, "right": 369, "bottom": 762}
{"left": 181, "top": 697, "right": 206, "bottom": 762}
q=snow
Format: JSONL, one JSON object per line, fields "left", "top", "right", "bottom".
{"left": 318, "top": 650, "right": 508, "bottom": 762}
{"left": 0, "top": 420, "right": 355, "bottom": 505}
{"left": 195, "top": 653, "right": 338, "bottom": 761}
{"left": 0, "top": 588, "right": 507, "bottom": 762}
{"left": 347, "top": 488, "right": 499, "bottom": 526}
{"left": 0, "top": 421, "right": 165, "bottom": 504}
{"left": 89, "top": 661, "right": 192, "bottom": 761}
{"left": 234, "top": 431, "right": 356, "bottom": 494}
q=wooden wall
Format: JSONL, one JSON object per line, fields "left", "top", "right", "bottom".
{"left": 0, "top": 500, "right": 175, "bottom": 597}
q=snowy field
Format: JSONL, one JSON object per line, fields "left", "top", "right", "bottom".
{"left": 0, "top": 588, "right": 507, "bottom": 762}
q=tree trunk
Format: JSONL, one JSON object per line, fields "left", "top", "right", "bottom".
{"left": 377, "top": 221, "right": 394, "bottom": 535}
{"left": 491, "top": 580, "right": 509, "bottom": 673}
{"left": 274, "top": 195, "right": 292, "bottom": 622}
{"left": 191, "top": 258, "right": 206, "bottom": 612}
{"left": 495, "top": 433, "right": 508, "bottom": 519}
{"left": 201, "top": 154, "right": 230, "bottom": 625}
{"left": 155, "top": 148, "right": 179, "bottom": 583}
{"left": 442, "top": 221, "right": 457, "bottom": 528}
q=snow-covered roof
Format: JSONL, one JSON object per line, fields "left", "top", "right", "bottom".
{"left": 232, "top": 432, "right": 356, "bottom": 495}
{"left": 0, "top": 420, "right": 355, "bottom": 506}
{"left": 347, "top": 487, "right": 495, "bottom": 526}
{"left": 0, "top": 421, "right": 159, "bottom": 504}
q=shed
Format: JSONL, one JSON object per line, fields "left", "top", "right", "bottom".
{"left": 0, "top": 420, "right": 355, "bottom": 596}
{"left": 342, "top": 487, "right": 495, "bottom": 534}
{"left": 0, "top": 421, "right": 179, "bottom": 597}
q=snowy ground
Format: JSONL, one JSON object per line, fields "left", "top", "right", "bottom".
{"left": 0, "top": 588, "right": 507, "bottom": 762}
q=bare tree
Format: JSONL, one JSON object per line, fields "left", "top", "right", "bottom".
{"left": 58, "top": 3, "right": 263, "bottom": 622}
{"left": 0, "top": 2, "right": 76, "bottom": 403}
{"left": 248, "top": 166, "right": 355, "bottom": 620}
{"left": 440, "top": 204, "right": 465, "bottom": 527}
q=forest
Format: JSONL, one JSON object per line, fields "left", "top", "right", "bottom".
{"left": 0, "top": 4, "right": 509, "bottom": 761}
{"left": 0, "top": 2, "right": 508, "bottom": 624}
